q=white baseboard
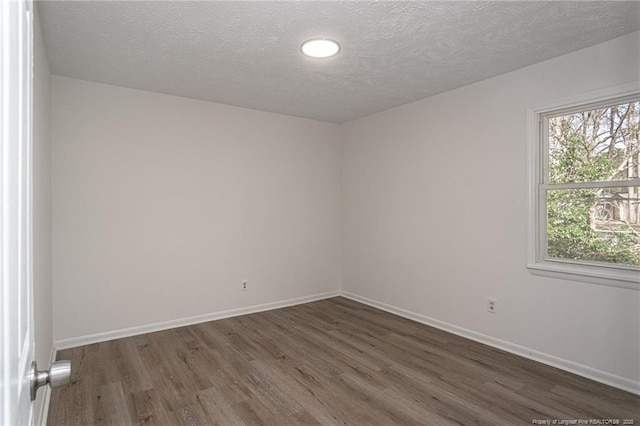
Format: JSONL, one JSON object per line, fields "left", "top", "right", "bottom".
{"left": 53, "top": 289, "right": 638, "bottom": 396}
{"left": 55, "top": 291, "right": 340, "bottom": 350}
{"left": 340, "top": 291, "right": 640, "bottom": 396}
{"left": 36, "top": 344, "right": 57, "bottom": 426}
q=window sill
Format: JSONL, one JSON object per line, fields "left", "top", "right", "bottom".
{"left": 527, "top": 261, "right": 639, "bottom": 290}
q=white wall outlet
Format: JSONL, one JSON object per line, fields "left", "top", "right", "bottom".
{"left": 241, "top": 281, "right": 248, "bottom": 291}
{"left": 487, "top": 297, "right": 498, "bottom": 314}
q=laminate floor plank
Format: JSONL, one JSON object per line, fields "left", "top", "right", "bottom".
{"left": 264, "top": 315, "right": 388, "bottom": 390}
{"left": 247, "top": 358, "right": 347, "bottom": 426}
{"left": 126, "top": 388, "right": 173, "bottom": 426}
{"left": 293, "top": 321, "right": 392, "bottom": 373}
{"left": 231, "top": 397, "right": 286, "bottom": 426}
{"left": 136, "top": 335, "right": 198, "bottom": 412}
{"left": 194, "top": 385, "right": 246, "bottom": 426}
{"left": 93, "top": 382, "right": 132, "bottom": 426}
{"left": 49, "top": 297, "right": 640, "bottom": 425}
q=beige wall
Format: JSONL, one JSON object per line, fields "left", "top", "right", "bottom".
{"left": 341, "top": 32, "right": 640, "bottom": 387}
{"left": 33, "top": 6, "right": 53, "bottom": 424}
{"left": 51, "top": 77, "right": 342, "bottom": 342}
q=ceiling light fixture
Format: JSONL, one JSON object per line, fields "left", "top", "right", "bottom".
{"left": 300, "top": 38, "right": 340, "bottom": 59}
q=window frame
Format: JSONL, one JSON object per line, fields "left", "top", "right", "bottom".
{"left": 527, "top": 82, "right": 640, "bottom": 290}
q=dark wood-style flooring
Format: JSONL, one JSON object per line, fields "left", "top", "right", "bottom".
{"left": 48, "top": 297, "right": 639, "bottom": 425}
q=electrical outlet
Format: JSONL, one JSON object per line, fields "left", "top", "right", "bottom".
{"left": 487, "top": 297, "right": 497, "bottom": 314}
{"left": 241, "top": 281, "right": 248, "bottom": 291}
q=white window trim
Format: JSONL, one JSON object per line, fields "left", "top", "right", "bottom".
{"left": 527, "top": 82, "right": 640, "bottom": 290}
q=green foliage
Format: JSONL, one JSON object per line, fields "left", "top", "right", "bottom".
{"left": 547, "top": 110, "right": 640, "bottom": 266}
{"left": 547, "top": 189, "right": 640, "bottom": 265}
{"left": 550, "top": 135, "right": 616, "bottom": 183}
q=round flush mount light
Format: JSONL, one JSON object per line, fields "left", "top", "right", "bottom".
{"left": 300, "top": 38, "right": 340, "bottom": 58}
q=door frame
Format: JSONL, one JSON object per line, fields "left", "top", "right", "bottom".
{"left": 1, "top": 0, "right": 36, "bottom": 424}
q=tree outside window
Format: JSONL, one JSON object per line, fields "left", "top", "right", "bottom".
{"left": 545, "top": 99, "right": 640, "bottom": 267}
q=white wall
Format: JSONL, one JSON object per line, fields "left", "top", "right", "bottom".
{"left": 342, "top": 32, "right": 640, "bottom": 387}
{"left": 52, "top": 77, "right": 341, "bottom": 342}
{"left": 50, "top": 31, "right": 639, "bottom": 391}
{"left": 33, "top": 6, "right": 54, "bottom": 424}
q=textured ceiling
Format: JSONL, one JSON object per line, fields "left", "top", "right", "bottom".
{"left": 39, "top": 1, "right": 640, "bottom": 123}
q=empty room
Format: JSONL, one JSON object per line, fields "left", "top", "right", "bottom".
{"left": 1, "top": 1, "right": 639, "bottom": 425}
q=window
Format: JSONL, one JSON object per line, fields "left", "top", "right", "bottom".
{"left": 528, "top": 85, "right": 640, "bottom": 289}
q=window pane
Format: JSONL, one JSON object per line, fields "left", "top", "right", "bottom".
{"left": 546, "top": 187, "right": 640, "bottom": 266}
{"left": 548, "top": 101, "right": 639, "bottom": 184}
